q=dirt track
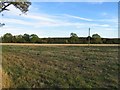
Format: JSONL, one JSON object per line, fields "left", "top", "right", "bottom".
{"left": 0, "top": 43, "right": 119, "bottom": 46}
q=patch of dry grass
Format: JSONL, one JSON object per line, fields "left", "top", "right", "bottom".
{"left": 2, "top": 45, "right": 119, "bottom": 88}
{"left": 1, "top": 43, "right": 119, "bottom": 46}
{"left": 1, "top": 69, "right": 12, "bottom": 88}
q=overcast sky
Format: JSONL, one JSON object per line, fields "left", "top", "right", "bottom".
{"left": 0, "top": 1, "right": 118, "bottom": 38}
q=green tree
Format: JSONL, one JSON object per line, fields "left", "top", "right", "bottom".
{"left": 15, "top": 35, "right": 25, "bottom": 43}
{"left": 30, "top": 34, "right": 39, "bottom": 43}
{"left": 23, "top": 34, "right": 30, "bottom": 43}
{"left": 91, "top": 34, "right": 103, "bottom": 44}
{"left": 2, "top": 33, "right": 13, "bottom": 43}
{"left": 0, "top": 36, "right": 2, "bottom": 42}
{"left": 69, "top": 33, "right": 79, "bottom": 44}
{"left": 0, "top": 0, "right": 31, "bottom": 13}
{"left": 102, "top": 38, "right": 106, "bottom": 44}
{"left": 86, "top": 36, "right": 92, "bottom": 44}
{"left": 12, "top": 36, "right": 17, "bottom": 43}
{"left": 70, "top": 33, "right": 78, "bottom": 37}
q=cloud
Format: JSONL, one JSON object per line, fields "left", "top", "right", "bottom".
{"left": 98, "top": 18, "right": 118, "bottom": 23}
{"left": 91, "top": 24, "right": 110, "bottom": 27}
{"left": 3, "top": 15, "right": 112, "bottom": 29}
{"left": 21, "top": 13, "right": 55, "bottom": 22}
{"left": 64, "top": 14, "right": 93, "bottom": 21}
{"left": 30, "top": 0, "right": 118, "bottom": 2}
{"left": 87, "top": 2, "right": 103, "bottom": 4}
{"left": 1, "top": 26, "right": 44, "bottom": 37}
{"left": 2, "top": 26, "right": 25, "bottom": 31}
{"left": 3, "top": 18, "right": 33, "bottom": 26}
{"left": 101, "top": 12, "right": 108, "bottom": 16}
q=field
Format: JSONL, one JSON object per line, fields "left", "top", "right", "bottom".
{"left": 1, "top": 44, "right": 119, "bottom": 88}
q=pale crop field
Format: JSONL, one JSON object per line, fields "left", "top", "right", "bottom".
{"left": 1, "top": 43, "right": 119, "bottom": 46}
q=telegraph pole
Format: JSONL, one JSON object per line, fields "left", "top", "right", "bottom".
{"left": 88, "top": 28, "right": 91, "bottom": 47}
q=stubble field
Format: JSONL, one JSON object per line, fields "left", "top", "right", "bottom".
{"left": 1, "top": 44, "right": 119, "bottom": 88}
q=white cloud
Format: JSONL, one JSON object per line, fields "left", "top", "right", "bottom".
{"left": 101, "top": 12, "right": 108, "bottom": 16}
{"left": 88, "top": 2, "right": 103, "bottom": 4}
{"left": 98, "top": 18, "right": 118, "bottom": 23}
{"left": 91, "top": 23, "right": 110, "bottom": 27}
{"left": 30, "top": 0, "right": 119, "bottom": 2}
{"left": 64, "top": 14, "right": 93, "bottom": 21}
{"left": 3, "top": 18, "right": 33, "bottom": 26}
{"left": 3, "top": 16, "right": 112, "bottom": 29}
{"left": 1, "top": 26, "right": 44, "bottom": 37}
{"left": 21, "top": 13, "right": 55, "bottom": 22}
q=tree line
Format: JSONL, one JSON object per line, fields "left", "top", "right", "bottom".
{"left": 0, "top": 33, "right": 119, "bottom": 44}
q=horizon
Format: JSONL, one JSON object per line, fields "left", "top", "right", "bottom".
{"left": 0, "top": 2, "right": 118, "bottom": 38}
{"left": 1, "top": 32, "right": 119, "bottom": 39}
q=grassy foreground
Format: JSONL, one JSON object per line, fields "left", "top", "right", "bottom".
{"left": 2, "top": 45, "right": 119, "bottom": 88}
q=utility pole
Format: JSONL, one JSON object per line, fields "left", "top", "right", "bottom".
{"left": 88, "top": 28, "right": 91, "bottom": 47}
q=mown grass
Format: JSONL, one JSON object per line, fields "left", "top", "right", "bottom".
{"left": 2, "top": 45, "right": 119, "bottom": 88}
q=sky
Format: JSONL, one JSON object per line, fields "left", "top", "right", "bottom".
{"left": 0, "top": 1, "right": 118, "bottom": 38}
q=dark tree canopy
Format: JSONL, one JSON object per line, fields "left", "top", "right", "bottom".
{"left": 92, "top": 34, "right": 101, "bottom": 38}
{"left": 70, "top": 32, "right": 78, "bottom": 38}
{"left": 2, "top": 33, "right": 13, "bottom": 42}
{"left": 1, "top": 33, "right": 120, "bottom": 44}
{"left": 91, "top": 34, "right": 102, "bottom": 44}
{"left": 0, "top": 0, "right": 31, "bottom": 13}
{"left": 69, "top": 33, "right": 79, "bottom": 44}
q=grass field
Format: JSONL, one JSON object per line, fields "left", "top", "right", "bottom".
{"left": 2, "top": 45, "right": 119, "bottom": 88}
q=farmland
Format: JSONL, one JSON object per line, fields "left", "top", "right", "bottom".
{"left": 2, "top": 45, "right": 119, "bottom": 88}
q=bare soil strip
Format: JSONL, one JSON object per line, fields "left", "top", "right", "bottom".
{"left": 1, "top": 43, "right": 119, "bottom": 46}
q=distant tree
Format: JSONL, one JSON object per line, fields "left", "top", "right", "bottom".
{"left": 65, "top": 40, "right": 69, "bottom": 44}
{"left": 70, "top": 33, "right": 78, "bottom": 37}
{"left": 0, "top": 36, "right": 2, "bottom": 42}
{"left": 23, "top": 34, "right": 30, "bottom": 43}
{"left": 30, "top": 34, "right": 39, "bottom": 43}
{"left": 15, "top": 35, "right": 25, "bottom": 43}
{"left": 40, "top": 38, "right": 48, "bottom": 43}
{"left": 0, "top": 0, "right": 31, "bottom": 13}
{"left": 69, "top": 33, "right": 79, "bottom": 44}
{"left": 86, "top": 36, "right": 92, "bottom": 44}
{"left": 112, "top": 39, "right": 119, "bottom": 44}
{"left": 12, "top": 36, "right": 17, "bottom": 43}
{"left": 2, "top": 33, "right": 13, "bottom": 43}
{"left": 91, "top": 34, "right": 102, "bottom": 44}
{"left": 102, "top": 38, "right": 107, "bottom": 44}
{"left": 92, "top": 34, "right": 101, "bottom": 38}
